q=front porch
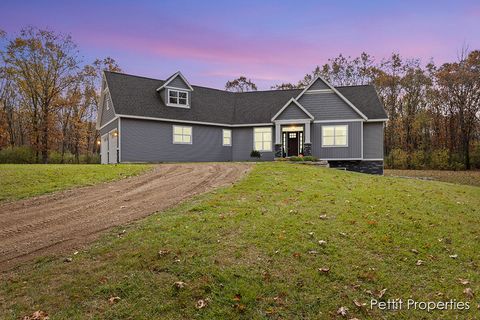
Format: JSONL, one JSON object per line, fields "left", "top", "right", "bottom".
{"left": 273, "top": 120, "right": 312, "bottom": 158}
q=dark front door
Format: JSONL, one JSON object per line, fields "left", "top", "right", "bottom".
{"left": 287, "top": 132, "right": 299, "bottom": 156}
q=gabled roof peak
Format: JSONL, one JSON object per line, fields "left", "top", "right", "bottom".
{"left": 156, "top": 71, "right": 194, "bottom": 92}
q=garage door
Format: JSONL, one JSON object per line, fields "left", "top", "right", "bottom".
{"left": 108, "top": 130, "right": 118, "bottom": 164}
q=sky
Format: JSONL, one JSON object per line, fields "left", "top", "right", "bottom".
{"left": 1, "top": 0, "right": 479, "bottom": 90}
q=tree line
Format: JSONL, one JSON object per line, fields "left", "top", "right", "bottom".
{"left": 0, "top": 27, "right": 121, "bottom": 164}
{"left": 228, "top": 51, "right": 480, "bottom": 170}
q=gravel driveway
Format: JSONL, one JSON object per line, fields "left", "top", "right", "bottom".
{"left": 0, "top": 163, "right": 251, "bottom": 272}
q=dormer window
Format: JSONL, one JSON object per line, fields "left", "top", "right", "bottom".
{"left": 167, "top": 89, "right": 189, "bottom": 108}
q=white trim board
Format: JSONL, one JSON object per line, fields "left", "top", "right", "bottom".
{"left": 295, "top": 75, "right": 368, "bottom": 120}
{"left": 271, "top": 98, "right": 314, "bottom": 122}
{"left": 98, "top": 116, "right": 119, "bottom": 131}
{"left": 313, "top": 119, "right": 363, "bottom": 123}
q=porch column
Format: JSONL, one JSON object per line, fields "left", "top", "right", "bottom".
{"left": 304, "top": 121, "right": 311, "bottom": 143}
{"left": 304, "top": 121, "right": 312, "bottom": 156}
{"left": 274, "top": 122, "right": 282, "bottom": 158}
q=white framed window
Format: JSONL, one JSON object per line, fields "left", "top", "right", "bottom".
{"left": 322, "top": 125, "right": 348, "bottom": 147}
{"left": 253, "top": 127, "right": 272, "bottom": 151}
{"left": 167, "top": 89, "right": 189, "bottom": 108}
{"left": 173, "top": 125, "right": 192, "bottom": 144}
{"left": 223, "top": 129, "right": 232, "bottom": 146}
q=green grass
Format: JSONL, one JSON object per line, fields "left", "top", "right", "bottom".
{"left": 1, "top": 163, "right": 480, "bottom": 319}
{"left": 385, "top": 169, "right": 480, "bottom": 187}
{"left": 0, "top": 164, "right": 151, "bottom": 201}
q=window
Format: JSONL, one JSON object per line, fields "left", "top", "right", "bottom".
{"left": 223, "top": 129, "right": 231, "bottom": 146}
{"left": 322, "top": 125, "right": 348, "bottom": 147}
{"left": 253, "top": 127, "right": 272, "bottom": 151}
{"left": 168, "top": 89, "right": 189, "bottom": 107}
{"left": 173, "top": 125, "right": 192, "bottom": 144}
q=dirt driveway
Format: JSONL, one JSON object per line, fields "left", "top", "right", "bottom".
{"left": 0, "top": 163, "right": 251, "bottom": 272}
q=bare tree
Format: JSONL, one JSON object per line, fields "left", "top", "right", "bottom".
{"left": 225, "top": 76, "right": 257, "bottom": 92}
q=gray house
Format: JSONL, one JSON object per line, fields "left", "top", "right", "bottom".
{"left": 97, "top": 71, "right": 388, "bottom": 174}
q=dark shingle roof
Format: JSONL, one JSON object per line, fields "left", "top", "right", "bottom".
{"left": 104, "top": 71, "right": 387, "bottom": 124}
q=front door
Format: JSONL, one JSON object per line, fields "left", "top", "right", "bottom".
{"left": 287, "top": 132, "right": 299, "bottom": 156}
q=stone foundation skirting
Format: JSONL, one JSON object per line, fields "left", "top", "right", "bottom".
{"left": 328, "top": 160, "right": 384, "bottom": 175}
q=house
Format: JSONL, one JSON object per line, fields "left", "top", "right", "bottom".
{"left": 97, "top": 71, "right": 388, "bottom": 174}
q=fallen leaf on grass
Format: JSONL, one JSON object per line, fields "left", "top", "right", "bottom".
{"left": 308, "top": 250, "right": 318, "bottom": 255}
{"left": 337, "top": 306, "right": 348, "bottom": 316}
{"left": 173, "top": 281, "right": 186, "bottom": 289}
{"left": 158, "top": 249, "right": 170, "bottom": 257}
{"left": 353, "top": 299, "right": 366, "bottom": 308}
{"left": 196, "top": 298, "right": 209, "bottom": 309}
{"left": 410, "top": 249, "right": 419, "bottom": 254}
{"left": 416, "top": 260, "right": 425, "bottom": 266}
{"left": 449, "top": 254, "right": 458, "bottom": 259}
{"left": 108, "top": 296, "right": 121, "bottom": 304}
{"left": 318, "top": 267, "right": 330, "bottom": 273}
{"left": 318, "top": 240, "right": 327, "bottom": 246}
{"left": 293, "top": 252, "right": 301, "bottom": 258}
{"left": 22, "top": 310, "right": 49, "bottom": 320}
{"left": 464, "top": 288, "right": 474, "bottom": 299}
{"left": 63, "top": 257, "right": 72, "bottom": 263}
{"left": 458, "top": 278, "right": 470, "bottom": 285}
{"left": 233, "top": 293, "right": 242, "bottom": 301}
{"left": 233, "top": 303, "right": 246, "bottom": 313}
{"left": 319, "top": 214, "right": 328, "bottom": 220}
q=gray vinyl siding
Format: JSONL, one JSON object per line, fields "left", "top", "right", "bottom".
{"left": 276, "top": 102, "right": 310, "bottom": 120}
{"left": 99, "top": 118, "right": 118, "bottom": 136}
{"left": 312, "top": 121, "right": 362, "bottom": 159}
{"left": 309, "top": 78, "right": 330, "bottom": 90}
{"left": 120, "top": 118, "right": 231, "bottom": 162}
{"left": 100, "top": 93, "right": 116, "bottom": 126}
{"left": 168, "top": 76, "right": 190, "bottom": 89}
{"left": 298, "top": 92, "right": 362, "bottom": 120}
{"left": 363, "top": 122, "right": 384, "bottom": 159}
{"left": 232, "top": 127, "right": 274, "bottom": 161}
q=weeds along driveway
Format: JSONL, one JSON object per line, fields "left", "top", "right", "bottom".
{"left": 0, "top": 163, "right": 251, "bottom": 272}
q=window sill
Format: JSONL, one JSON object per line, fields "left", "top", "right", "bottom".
{"left": 166, "top": 103, "right": 190, "bottom": 109}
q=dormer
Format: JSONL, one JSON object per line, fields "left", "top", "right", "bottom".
{"left": 156, "top": 71, "right": 194, "bottom": 109}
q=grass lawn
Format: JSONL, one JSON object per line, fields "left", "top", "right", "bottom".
{"left": 385, "top": 169, "right": 480, "bottom": 187}
{"left": 1, "top": 163, "right": 480, "bottom": 319}
{"left": 0, "top": 164, "right": 151, "bottom": 202}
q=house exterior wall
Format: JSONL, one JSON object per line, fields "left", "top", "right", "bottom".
{"left": 100, "top": 93, "right": 116, "bottom": 126}
{"left": 120, "top": 118, "right": 231, "bottom": 162}
{"left": 168, "top": 77, "right": 190, "bottom": 89}
{"left": 161, "top": 76, "right": 192, "bottom": 106}
{"left": 363, "top": 122, "right": 383, "bottom": 159}
{"left": 298, "top": 92, "right": 362, "bottom": 120}
{"left": 276, "top": 103, "right": 309, "bottom": 120}
{"left": 311, "top": 121, "right": 362, "bottom": 159}
{"left": 232, "top": 127, "right": 274, "bottom": 161}
{"left": 363, "top": 122, "right": 384, "bottom": 159}
{"left": 99, "top": 118, "right": 118, "bottom": 136}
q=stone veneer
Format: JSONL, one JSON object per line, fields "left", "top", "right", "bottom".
{"left": 328, "top": 160, "right": 384, "bottom": 175}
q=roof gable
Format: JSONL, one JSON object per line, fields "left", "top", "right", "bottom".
{"left": 296, "top": 76, "right": 368, "bottom": 120}
{"left": 156, "top": 71, "right": 194, "bottom": 91}
{"left": 271, "top": 98, "right": 313, "bottom": 121}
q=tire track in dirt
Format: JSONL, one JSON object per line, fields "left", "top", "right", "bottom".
{"left": 0, "top": 163, "right": 251, "bottom": 272}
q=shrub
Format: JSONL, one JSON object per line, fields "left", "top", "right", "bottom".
{"left": 302, "top": 156, "right": 318, "bottom": 162}
{"left": 49, "top": 151, "right": 76, "bottom": 164}
{"left": 289, "top": 156, "right": 304, "bottom": 161}
{"left": 386, "top": 148, "right": 408, "bottom": 169}
{"left": 0, "top": 146, "right": 36, "bottom": 164}
{"left": 410, "top": 150, "right": 427, "bottom": 169}
{"left": 430, "top": 149, "right": 450, "bottom": 170}
{"left": 250, "top": 150, "right": 261, "bottom": 159}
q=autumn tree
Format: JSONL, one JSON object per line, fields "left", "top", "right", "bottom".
{"left": 435, "top": 50, "right": 480, "bottom": 169}
{"left": 4, "top": 27, "right": 80, "bottom": 163}
{"left": 225, "top": 76, "right": 257, "bottom": 92}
